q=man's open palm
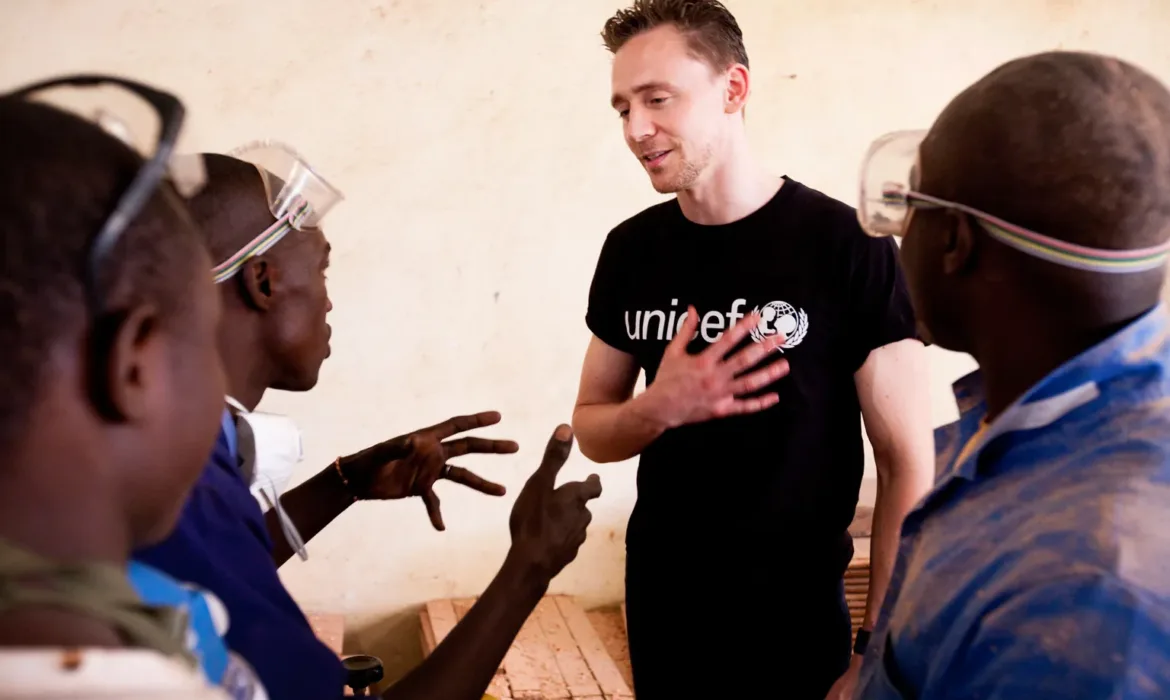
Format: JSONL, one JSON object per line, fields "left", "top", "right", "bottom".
{"left": 639, "top": 305, "right": 791, "bottom": 429}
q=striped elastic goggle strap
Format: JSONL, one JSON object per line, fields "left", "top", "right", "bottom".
{"left": 888, "top": 187, "right": 1170, "bottom": 274}
{"left": 211, "top": 196, "right": 311, "bottom": 284}
{"left": 978, "top": 219, "right": 1170, "bottom": 274}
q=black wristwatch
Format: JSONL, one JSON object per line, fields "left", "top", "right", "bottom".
{"left": 853, "top": 628, "right": 872, "bottom": 656}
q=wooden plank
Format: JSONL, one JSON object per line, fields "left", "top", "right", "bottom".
{"left": 554, "top": 597, "right": 633, "bottom": 699}
{"left": 304, "top": 612, "right": 345, "bottom": 656}
{"left": 501, "top": 618, "right": 549, "bottom": 698}
{"left": 425, "top": 597, "right": 511, "bottom": 698}
{"left": 452, "top": 597, "right": 476, "bottom": 621}
{"left": 504, "top": 608, "right": 569, "bottom": 699}
{"left": 486, "top": 672, "right": 513, "bottom": 699}
{"left": 586, "top": 610, "right": 633, "bottom": 694}
{"left": 535, "top": 598, "right": 600, "bottom": 698}
{"left": 419, "top": 607, "right": 437, "bottom": 655}
{"left": 425, "top": 599, "right": 459, "bottom": 648}
{"left": 848, "top": 505, "right": 874, "bottom": 538}
{"left": 422, "top": 596, "right": 630, "bottom": 700}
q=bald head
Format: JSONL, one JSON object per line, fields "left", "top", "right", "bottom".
{"left": 921, "top": 50, "right": 1170, "bottom": 253}
{"left": 902, "top": 51, "right": 1170, "bottom": 355}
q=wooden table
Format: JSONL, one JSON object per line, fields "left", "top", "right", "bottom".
{"left": 420, "top": 595, "right": 634, "bottom": 700}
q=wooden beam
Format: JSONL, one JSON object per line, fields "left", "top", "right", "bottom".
{"left": 553, "top": 597, "right": 632, "bottom": 699}
{"left": 535, "top": 597, "right": 600, "bottom": 698}
{"left": 304, "top": 612, "right": 345, "bottom": 657}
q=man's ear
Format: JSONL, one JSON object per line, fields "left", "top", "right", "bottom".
{"left": 943, "top": 212, "right": 979, "bottom": 276}
{"left": 91, "top": 304, "right": 165, "bottom": 422}
{"left": 724, "top": 63, "right": 750, "bottom": 115}
{"left": 239, "top": 257, "right": 278, "bottom": 312}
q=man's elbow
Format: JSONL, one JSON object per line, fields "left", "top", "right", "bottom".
{"left": 570, "top": 416, "right": 608, "bottom": 465}
{"left": 571, "top": 406, "right": 614, "bottom": 463}
{"left": 872, "top": 439, "right": 934, "bottom": 504}
{"left": 872, "top": 443, "right": 899, "bottom": 483}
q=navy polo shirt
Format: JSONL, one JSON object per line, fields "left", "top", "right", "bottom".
{"left": 134, "top": 410, "right": 346, "bottom": 700}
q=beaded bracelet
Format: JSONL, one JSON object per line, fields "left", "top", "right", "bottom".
{"left": 332, "top": 457, "right": 360, "bottom": 503}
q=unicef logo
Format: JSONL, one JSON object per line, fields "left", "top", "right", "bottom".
{"left": 749, "top": 300, "right": 809, "bottom": 351}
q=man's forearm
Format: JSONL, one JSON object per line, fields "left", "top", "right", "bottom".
{"left": 381, "top": 552, "right": 548, "bottom": 700}
{"left": 572, "top": 395, "right": 666, "bottom": 463}
{"left": 264, "top": 464, "right": 353, "bottom": 567}
{"left": 864, "top": 459, "right": 930, "bottom": 629}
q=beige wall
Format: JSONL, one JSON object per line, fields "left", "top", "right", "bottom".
{"left": 3, "top": 0, "right": 1167, "bottom": 680}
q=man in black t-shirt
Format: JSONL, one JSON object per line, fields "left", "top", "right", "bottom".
{"left": 573, "top": 2, "right": 936, "bottom": 698}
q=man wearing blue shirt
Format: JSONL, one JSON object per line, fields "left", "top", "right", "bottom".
{"left": 851, "top": 51, "right": 1170, "bottom": 698}
{"left": 136, "top": 149, "right": 603, "bottom": 700}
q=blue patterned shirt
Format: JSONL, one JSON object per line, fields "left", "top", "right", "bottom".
{"left": 857, "top": 304, "right": 1170, "bottom": 699}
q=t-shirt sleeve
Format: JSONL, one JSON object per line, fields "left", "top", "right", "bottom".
{"left": 585, "top": 228, "right": 634, "bottom": 354}
{"left": 846, "top": 233, "right": 919, "bottom": 371}
{"left": 927, "top": 576, "right": 1170, "bottom": 700}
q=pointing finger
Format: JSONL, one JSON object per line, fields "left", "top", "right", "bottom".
{"left": 533, "top": 424, "right": 574, "bottom": 486}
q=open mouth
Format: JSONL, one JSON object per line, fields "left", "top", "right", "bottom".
{"left": 642, "top": 150, "right": 671, "bottom": 168}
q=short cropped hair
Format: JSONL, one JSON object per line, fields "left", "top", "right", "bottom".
{"left": 183, "top": 153, "right": 274, "bottom": 265}
{"left": 601, "top": 0, "right": 749, "bottom": 71}
{"left": 0, "top": 97, "right": 203, "bottom": 447}
{"left": 929, "top": 51, "right": 1170, "bottom": 254}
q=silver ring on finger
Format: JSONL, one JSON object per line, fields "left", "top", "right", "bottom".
{"left": 441, "top": 464, "right": 452, "bottom": 479}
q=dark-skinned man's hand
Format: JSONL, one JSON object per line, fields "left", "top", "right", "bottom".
{"left": 338, "top": 411, "right": 518, "bottom": 531}
{"left": 507, "top": 424, "right": 603, "bottom": 579}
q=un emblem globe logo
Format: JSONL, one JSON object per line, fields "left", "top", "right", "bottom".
{"left": 749, "top": 300, "right": 809, "bottom": 349}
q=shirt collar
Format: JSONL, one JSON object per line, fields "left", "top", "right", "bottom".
{"left": 220, "top": 408, "right": 238, "bottom": 462}
{"left": 938, "top": 302, "right": 1169, "bottom": 482}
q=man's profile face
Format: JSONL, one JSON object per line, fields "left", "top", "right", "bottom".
{"left": 610, "top": 24, "right": 731, "bottom": 194}
{"left": 268, "top": 227, "right": 333, "bottom": 392}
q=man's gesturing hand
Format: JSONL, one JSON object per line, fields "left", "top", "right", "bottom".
{"left": 634, "top": 306, "right": 791, "bottom": 430}
{"left": 508, "top": 425, "right": 602, "bottom": 580}
{"left": 339, "top": 411, "right": 517, "bottom": 531}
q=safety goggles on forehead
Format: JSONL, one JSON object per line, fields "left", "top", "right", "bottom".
{"left": 3, "top": 74, "right": 207, "bottom": 309}
{"left": 211, "top": 140, "right": 343, "bottom": 284}
{"left": 858, "top": 129, "right": 1170, "bottom": 274}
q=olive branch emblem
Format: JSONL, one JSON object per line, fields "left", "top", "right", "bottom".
{"left": 748, "top": 304, "right": 809, "bottom": 352}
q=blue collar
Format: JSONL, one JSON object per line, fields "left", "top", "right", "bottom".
{"left": 937, "top": 302, "right": 1170, "bottom": 483}
{"left": 221, "top": 408, "right": 238, "bottom": 461}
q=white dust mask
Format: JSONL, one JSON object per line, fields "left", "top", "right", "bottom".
{"left": 225, "top": 396, "right": 309, "bottom": 561}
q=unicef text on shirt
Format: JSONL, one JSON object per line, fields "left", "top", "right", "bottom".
{"left": 623, "top": 298, "right": 808, "bottom": 349}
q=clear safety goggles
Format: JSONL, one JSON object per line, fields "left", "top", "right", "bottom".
{"left": 4, "top": 74, "right": 208, "bottom": 308}
{"left": 858, "top": 129, "right": 1170, "bottom": 274}
{"left": 211, "top": 140, "right": 343, "bottom": 284}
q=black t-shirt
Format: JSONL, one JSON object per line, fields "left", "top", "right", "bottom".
{"left": 585, "top": 177, "right": 916, "bottom": 572}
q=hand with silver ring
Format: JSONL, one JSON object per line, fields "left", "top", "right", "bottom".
{"left": 336, "top": 411, "right": 516, "bottom": 530}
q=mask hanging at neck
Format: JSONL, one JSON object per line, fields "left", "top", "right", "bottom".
{"left": 225, "top": 397, "right": 309, "bottom": 561}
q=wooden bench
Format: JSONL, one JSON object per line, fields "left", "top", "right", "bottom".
{"left": 305, "top": 612, "right": 346, "bottom": 656}
{"left": 306, "top": 612, "right": 364, "bottom": 696}
{"left": 420, "top": 595, "right": 634, "bottom": 700}
{"left": 846, "top": 538, "right": 872, "bottom": 641}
